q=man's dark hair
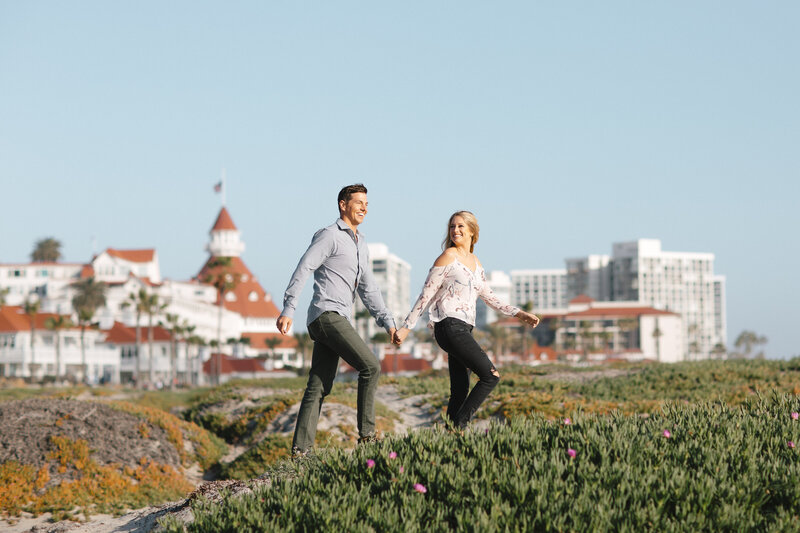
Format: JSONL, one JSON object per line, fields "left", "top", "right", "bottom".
{"left": 338, "top": 184, "right": 368, "bottom": 206}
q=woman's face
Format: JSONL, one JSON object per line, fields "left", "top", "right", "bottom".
{"left": 449, "top": 216, "right": 473, "bottom": 249}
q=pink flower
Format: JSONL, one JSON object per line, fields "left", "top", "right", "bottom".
{"left": 567, "top": 448, "right": 577, "bottom": 458}
{"left": 399, "top": 466, "right": 404, "bottom": 474}
{"left": 413, "top": 483, "right": 427, "bottom": 494}
{"left": 789, "top": 441, "right": 796, "bottom": 449}
{"left": 366, "top": 459, "right": 375, "bottom": 468}
{"left": 564, "top": 418, "right": 571, "bottom": 425}
{"left": 389, "top": 451, "right": 397, "bottom": 459}
{"left": 791, "top": 412, "right": 799, "bottom": 420}
{"left": 662, "top": 430, "right": 671, "bottom": 438}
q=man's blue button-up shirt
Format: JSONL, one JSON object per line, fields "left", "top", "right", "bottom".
{"left": 280, "top": 218, "right": 397, "bottom": 331}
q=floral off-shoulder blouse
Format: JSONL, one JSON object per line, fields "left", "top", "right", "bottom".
{"left": 402, "top": 257, "right": 521, "bottom": 329}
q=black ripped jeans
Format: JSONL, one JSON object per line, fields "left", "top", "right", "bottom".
{"left": 434, "top": 317, "right": 500, "bottom": 429}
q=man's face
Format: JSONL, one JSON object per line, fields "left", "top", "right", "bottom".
{"left": 340, "top": 192, "right": 368, "bottom": 227}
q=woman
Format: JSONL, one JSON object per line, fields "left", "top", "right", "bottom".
{"left": 393, "top": 211, "right": 539, "bottom": 429}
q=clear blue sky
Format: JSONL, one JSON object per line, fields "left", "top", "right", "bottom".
{"left": 1, "top": 2, "right": 797, "bottom": 357}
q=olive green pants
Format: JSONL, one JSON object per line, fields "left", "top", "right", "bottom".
{"left": 292, "top": 311, "right": 381, "bottom": 452}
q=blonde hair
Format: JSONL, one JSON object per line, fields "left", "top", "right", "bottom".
{"left": 442, "top": 211, "right": 480, "bottom": 253}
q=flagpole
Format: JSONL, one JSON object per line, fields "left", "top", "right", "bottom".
{"left": 221, "top": 168, "right": 227, "bottom": 207}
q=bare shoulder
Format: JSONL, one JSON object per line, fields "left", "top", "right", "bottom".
{"left": 474, "top": 255, "right": 484, "bottom": 269}
{"left": 433, "top": 249, "right": 457, "bottom": 267}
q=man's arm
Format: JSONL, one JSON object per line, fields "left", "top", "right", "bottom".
{"left": 277, "top": 228, "right": 334, "bottom": 335}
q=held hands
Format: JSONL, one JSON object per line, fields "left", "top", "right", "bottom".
{"left": 392, "top": 327, "right": 410, "bottom": 346}
{"left": 277, "top": 316, "right": 292, "bottom": 335}
{"left": 517, "top": 311, "right": 540, "bottom": 328}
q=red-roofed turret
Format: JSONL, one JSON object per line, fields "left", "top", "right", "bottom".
{"left": 206, "top": 207, "right": 245, "bottom": 257}
{"left": 210, "top": 207, "right": 238, "bottom": 232}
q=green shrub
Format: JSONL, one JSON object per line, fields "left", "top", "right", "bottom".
{"left": 166, "top": 394, "right": 800, "bottom": 532}
{"left": 218, "top": 435, "right": 293, "bottom": 480}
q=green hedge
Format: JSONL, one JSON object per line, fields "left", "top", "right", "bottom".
{"left": 162, "top": 393, "right": 800, "bottom": 532}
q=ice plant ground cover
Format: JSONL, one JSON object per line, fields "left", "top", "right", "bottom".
{"left": 391, "top": 358, "right": 800, "bottom": 419}
{"left": 162, "top": 394, "right": 800, "bottom": 532}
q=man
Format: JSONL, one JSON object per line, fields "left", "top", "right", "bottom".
{"left": 277, "top": 184, "right": 396, "bottom": 454}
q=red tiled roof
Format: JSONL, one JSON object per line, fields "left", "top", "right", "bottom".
{"left": 241, "top": 332, "right": 297, "bottom": 350}
{"left": 102, "top": 321, "right": 173, "bottom": 344}
{"left": 0, "top": 306, "right": 77, "bottom": 332}
{"left": 105, "top": 248, "right": 156, "bottom": 263}
{"left": 380, "top": 353, "right": 433, "bottom": 374}
{"left": 566, "top": 307, "right": 677, "bottom": 319}
{"left": 210, "top": 207, "right": 238, "bottom": 232}
{"left": 569, "top": 294, "right": 595, "bottom": 304}
{"left": 196, "top": 256, "right": 281, "bottom": 319}
{"left": 79, "top": 264, "right": 95, "bottom": 279}
{"left": 521, "top": 343, "right": 557, "bottom": 361}
{"left": 202, "top": 353, "right": 266, "bottom": 375}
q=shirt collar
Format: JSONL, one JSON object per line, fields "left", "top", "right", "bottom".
{"left": 336, "top": 218, "right": 363, "bottom": 240}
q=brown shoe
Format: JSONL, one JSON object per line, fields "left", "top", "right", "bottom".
{"left": 357, "top": 435, "right": 381, "bottom": 445}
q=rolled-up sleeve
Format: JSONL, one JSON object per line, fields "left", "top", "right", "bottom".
{"left": 281, "top": 229, "right": 334, "bottom": 319}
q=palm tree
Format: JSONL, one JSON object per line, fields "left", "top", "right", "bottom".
{"left": 579, "top": 320, "right": 594, "bottom": 359}
{"left": 687, "top": 323, "right": 700, "bottom": 361}
{"left": 31, "top": 237, "right": 62, "bottom": 262}
{"left": 652, "top": 320, "right": 663, "bottom": 361}
{"left": 711, "top": 342, "right": 727, "bottom": 360}
{"left": 204, "top": 257, "right": 240, "bottom": 385}
{"left": 161, "top": 313, "right": 183, "bottom": 389}
{"left": 45, "top": 315, "right": 73, "bottom": 382}
{"left": 293, "top": 332, "right": 312, "bottom": 372}
{"left": 265, "top": 337, "right": 283, "bottom": 362}
{"left": 734, "top": 331, "right": 767, "bottom": 359}
{"left": 239, "top": 336, "right": 251, "bottom": 357}
{"left": 688, "top": 341, "right": 700, "bottom": 362}
{"left": 0, "top": 287, "right": 9, "bottom": 308}
{"left": 517, "top": 301, "right": 535, "bottom": 358}
{"left": 598, "top": 330, "right": 613, "bottom": 354}
{"left": 486, "top": 324, "right": 509, "bottom": 357}
{"left": 617, "top": 318, "right": 638, "bottom": 351}
{"left": 72, "top": 277, "right": 107, "bottom": 384}
{"left": 546, "top": 316, "right": 562, "bottom": 352}
{"left": 142, "top": 293, "right": 167, "bottom": 386}
{"left": 24, "top": 299, "right": 41, "bottom": 380}
{"left": 182, "top": 322, "right": 196, "bottom": 386}
{"left": 186, "top": 333, "right": 205, "bottom": 386}
{"left": 121, "top": 289, "right": 148, "bottom": 387}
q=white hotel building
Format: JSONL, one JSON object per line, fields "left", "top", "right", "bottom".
{"left": 476, "top": 238, "right": 726, "bottom": 363}
{"left": 510, "top": 269, "right": 568, "bottom": 312}
{"left": 566, "top": 239, "right": 727, "bottom": 361}
{"left": 0, "top": 206, "right": 297, "bottom": 382}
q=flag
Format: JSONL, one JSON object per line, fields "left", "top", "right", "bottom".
{"left": 213, "top": 181, "right": 222, "bottom": 193}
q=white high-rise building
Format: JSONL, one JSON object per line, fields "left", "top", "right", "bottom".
{"left": 565, "top": 255, "right": 612, "bottom": 302}
{"left": 510, "top": 269, "right": 567, "bottom": 312}
{"left": 610, "top": 239, "right": 725, "bottom": 360}
{"left": 354, "top": 243, "right": 411, "bottom": 341}
{"left": 713, "top": 275, "right": 727, "bottom": 354}
{"left": 476, "top": 271, "right": 513, "bottom": 328}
